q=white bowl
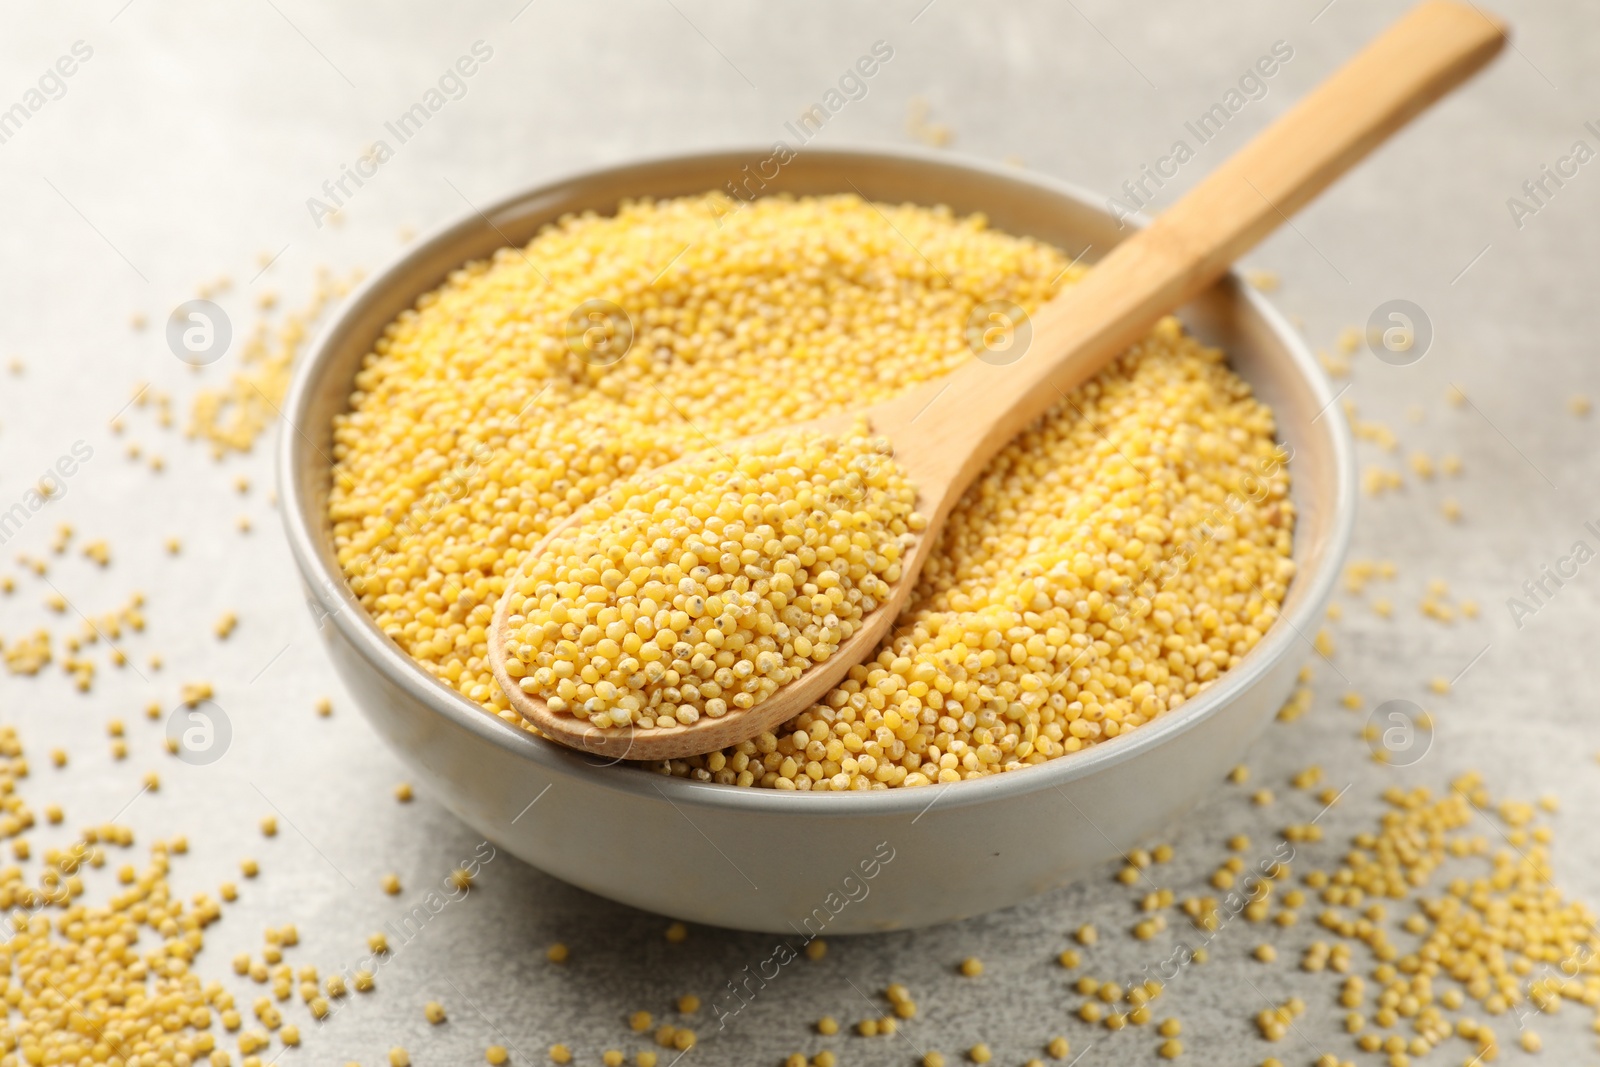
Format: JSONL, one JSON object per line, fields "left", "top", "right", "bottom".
{"left": 279, "top": 146, "right": 1355, "bottom": 934}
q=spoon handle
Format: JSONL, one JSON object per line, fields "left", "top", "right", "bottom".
{"left": 883, "top": 0, "right": 1506, "bottom": 502}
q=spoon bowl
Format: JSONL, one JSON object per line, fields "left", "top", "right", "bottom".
{"left": 487, "top": 409, "right": 916, "bottom": 760}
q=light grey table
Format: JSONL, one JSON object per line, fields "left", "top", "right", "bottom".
{"left": 2, "top": 1, "right": 1596, "bottom": 1064}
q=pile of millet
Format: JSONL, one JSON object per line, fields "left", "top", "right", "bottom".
{"left": 328, "top": 192, "right": 1294, "bottom": 789}
{"left": 500, "top": 427, "right": 921, "bottom": 729}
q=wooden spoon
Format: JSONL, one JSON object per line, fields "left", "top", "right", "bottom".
{"left": 490, "top": 0, "right": 1505, "bottom": 761}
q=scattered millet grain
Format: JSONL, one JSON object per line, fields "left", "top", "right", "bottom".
{"left": 959, "top": 956, "right": 984, "bottom": 977}
{"left": 189, "top": 270, "right": 357, "bottom": 457}
{"left": 425, "top": 1000, "right": 448, "bottom": 1024}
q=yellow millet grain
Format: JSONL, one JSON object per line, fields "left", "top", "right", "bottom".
{"left": 500, "top": 427, "right": 921, "bottom": 728}
{"left": 330, "top": 193, "right": 1293, "bottom": 789}
{"left": 190, "top": 270, "right": 358, "bottom": 457}
{"left": 0, "top": 729, "right": 228, "bottom": 1065}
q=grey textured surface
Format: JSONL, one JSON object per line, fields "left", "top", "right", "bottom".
{"left": 1, "top": 1, "right": 1597, "bottom": 1064}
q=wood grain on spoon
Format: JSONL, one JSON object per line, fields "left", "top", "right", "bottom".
{"left": 489, "top": 0, "right": 1506, "bottom": 761}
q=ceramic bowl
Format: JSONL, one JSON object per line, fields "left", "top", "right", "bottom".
{"left": 278, "top": 146, "right": 1355, "bottom": 934}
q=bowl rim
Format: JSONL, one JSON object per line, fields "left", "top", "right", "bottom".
{"left": 278, "top": 142, "right": 1357, "bottom": 819}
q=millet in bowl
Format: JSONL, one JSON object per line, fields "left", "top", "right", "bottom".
{"left": 327, "top": 191, "right": 1294, "bottom": 792}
